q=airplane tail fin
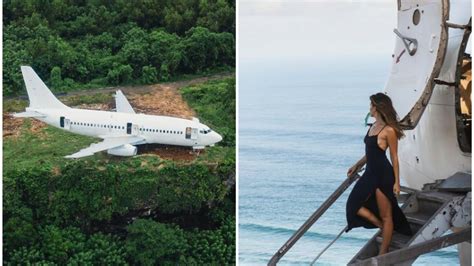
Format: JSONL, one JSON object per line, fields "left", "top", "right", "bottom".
{"left": 20, "top": 66, "right": 69, "bottom": 109}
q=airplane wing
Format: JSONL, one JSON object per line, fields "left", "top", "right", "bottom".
{"left": 115, "top": 90, "right": 136, "bottom": 114}
{"left": 65, "top": 136, "right": 145, "bottom": 158}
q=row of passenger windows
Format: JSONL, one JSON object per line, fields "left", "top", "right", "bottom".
{"left": 72, "top": 121, "right": 125, "bottom": 129}
{"left": 71, "top": 121, "right": 183, "bottom": 134}
{"left": 139, "top": 128, "right": 183, "bottom": 134}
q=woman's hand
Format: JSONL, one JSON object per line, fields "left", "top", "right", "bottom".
{"left": 347, "top": 164, "right": 360, "bottom": 178}
{"left": 393, "top": 183, "right": 401, "bottom": 196}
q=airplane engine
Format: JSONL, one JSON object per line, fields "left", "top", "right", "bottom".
{"left": 107, "top": 144, "right": 137, "bottom": 157}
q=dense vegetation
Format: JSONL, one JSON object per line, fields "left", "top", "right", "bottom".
{"left": 4, "top": 0, "right": 235, "bottom": 96}
{"left": 3, "top": 78, "right": 236, "bottom": 264}
{"left": 181, "top": 77, "right": 235, "bottom": 147}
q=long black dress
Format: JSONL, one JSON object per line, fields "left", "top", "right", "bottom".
{"left": 345, "top": 124, "right": 412, "bottom": 236}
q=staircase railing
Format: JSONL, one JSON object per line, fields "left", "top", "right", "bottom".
{"left": 268, "top": 170, "right": 363, "bottom": 265}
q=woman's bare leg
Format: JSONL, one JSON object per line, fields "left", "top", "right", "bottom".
{"left": 375, "top": 188, "right": 393, "bottom": 255}
{"left": 357, "top": 206, "right": 383, "bottom": 229}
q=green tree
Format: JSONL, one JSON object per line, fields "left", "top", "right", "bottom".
{"left": 8, "top": 246, "right": 49, "bottom": 265}
{"left": 197, "top": 0, "right": 235, "bottom": 33}
{"left": 50, "top": 66, "right": 62, "bottom": 90}
{"left": 186, "top": 221, "right": 235, "bottom": 264}
{"left": 141, "top": 65, "right": 158, "bottom": 84}
{"left": 181, "top": 78, "right": 236, "bottom": 146}
{"left": 125, "top": 219, "right": 187, "bottom": 265}
{"left": 162, "top": 0, "right": 197, "bottom": 34}
{"left": 88, "top": 233, "right": 127, "bottom": 265}
{"left": 155, "top": 164, "right": 228, "bottom": 213}
{"left": 39, "top": 225, "right": 86, "bottom": 264}
{"left": 107, "top": 64, "right": 133, "bottom": 85}
{"left": 148, "top": 29, "right": 183, "bottom": 77}
{"left": 118, "top": 27, "right": 150, "bottom": 78}
{"left": 3, "top": 40, "right": 31, "bottom": 95}
{"left": 160, "top": 64, "right": 171, "bottom": 81}
{"left": 182, "top": 27, "right": 213, "bottom": 72}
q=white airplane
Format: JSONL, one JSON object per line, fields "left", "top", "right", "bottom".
{"left": 13, "top": 66, "right": 223, "bottom": 158}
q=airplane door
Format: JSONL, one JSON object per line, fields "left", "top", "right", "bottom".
{"left": 185, "top": 127, "right": 192, "bottom": 139}
{"left": 132, "top": 124, "right": 139, "bottom": 136}
{"left": 60, "top": 117, "right": 70, "bottom": 130}
{"left": 60, "top": 116, "right": 65, "bottom": 128}
{"left": 384, "top": 0, "right": 450, "bottom": 128}
{"left": 127, "top": 123, "right": 132, "bottom": 134}
{"left": 191, "top": 128, "right": 198, "bottom": 140}
{"left": 185, "top": 127, "right": 198, "bottom": 140}
{"left": 64, "top": 118, "right": 71, "bottom": 130}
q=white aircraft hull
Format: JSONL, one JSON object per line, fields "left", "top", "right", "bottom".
{"left": 383, "top": 1, "right": 471, "bottom": 264}
{"left": 14, "top": 66, "right": 223, "bottom": 158}
{"left": 35, "top": 108, "right": 203, "bottom": 147}
{"left": 384, "top": 0, "right": 471, "bottom": 190}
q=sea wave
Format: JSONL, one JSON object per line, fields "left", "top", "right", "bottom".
{"left": 240, "top": 223, "right": 370, "bottom": 243}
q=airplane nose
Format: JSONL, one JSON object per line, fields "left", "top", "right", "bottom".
{"left": 215, "top": 132, "right": 223, "bottom": 143}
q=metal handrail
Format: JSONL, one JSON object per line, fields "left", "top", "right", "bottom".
{"left": 268, "top": 168, "right": 364, "bottom": 265}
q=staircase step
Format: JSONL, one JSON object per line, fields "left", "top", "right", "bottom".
{"left": 397, "top": 193, "right": 411, "bottom": 204}
{"left": 349, "top": 190, "right": 460, "bottom": 264}
{"left": 409, "top": 223, "right": 423, "bottom": 234}
{"left": 416, "top": 198, "right": 445, "bottom": 215}
{"left": 417, "top": 191, "right": 456, "bottom": 203}
{"left": 387, "top": 244, "right": 401, "bottom": 253}
{"left": 376, "top": 232, "right": 411, "bottom": 249}
{"left": 405, "top": 212, "right": 431, "bottom": 225}
{"left": 355, "top": 243, "right": 399, "bottom": 264}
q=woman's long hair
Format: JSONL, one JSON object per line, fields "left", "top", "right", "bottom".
{"left": 370, "top": 93, "right": 405, "bottom": 140}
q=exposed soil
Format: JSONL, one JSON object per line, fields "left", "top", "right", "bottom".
{"left": 76, "top": 103, "right": 111, "bottom": 111}
{"left": 137, "top": 144, "right": 203, "bottom": 161}
{"left": 124, "top": 85, "right": 196, "bottom": 119}
{"left": 3, "top": 113, "right": 22, "bottom": 138}
{"left": 3, "top": 113, "right": 47, "bottom": 138}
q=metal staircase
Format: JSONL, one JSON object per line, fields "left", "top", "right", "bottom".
{"left": 349, "top": 172, "right": 471, "bottom": 265}
{"left": 268, "top": 172, "right": 471, "bottom": 265}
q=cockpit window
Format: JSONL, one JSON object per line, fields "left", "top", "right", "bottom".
{"left": 199, "top": 129, "right": 212, "bottom": 134}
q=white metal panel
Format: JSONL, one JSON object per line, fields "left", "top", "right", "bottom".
{"left": 65, "top": 136, "right": 144, "bottom": 158}
{"left": 386, "top": 0, "right": 471, "bottom": 189}
{"left": 385, "top": 0, "right": 444, "bottom": 118}
{"left": 399, "top": 102, "right": 471, "bottom": 189}
{"left": 115, "top": 90, "right": 136, "bottom": 114}
{"left": 64, "top": 118, "right": 71, "bottom": 130}
{"left": 132, "top": 124, "right": 139, "bottom": 136}
{"left": 191, "top": 128, "right": 198, "bottom": 140}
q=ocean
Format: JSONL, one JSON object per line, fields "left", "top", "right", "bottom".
{"left": 238, "top": 58, "right": 460, "bottom": 265}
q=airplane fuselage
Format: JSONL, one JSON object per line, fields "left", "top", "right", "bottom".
{"left": 15, "top": 65, "right": 223, "bottom": 158}
{"left": 30, "top": 107, "right": 221, "bottom": 149}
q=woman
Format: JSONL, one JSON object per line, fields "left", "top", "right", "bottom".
{"left": 345, "top": 92, "right": 412, "bottom": 255}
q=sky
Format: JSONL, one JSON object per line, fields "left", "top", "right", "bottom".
{"left": 239, "top": 0, "right": 399, "bottom": 63}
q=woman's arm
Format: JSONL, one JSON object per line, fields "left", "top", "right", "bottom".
{"left": 355, "top": 155, "right": 367, "bottom": 168}
{"left": 387, "top": 127, "right": 401, "bottom": 194}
